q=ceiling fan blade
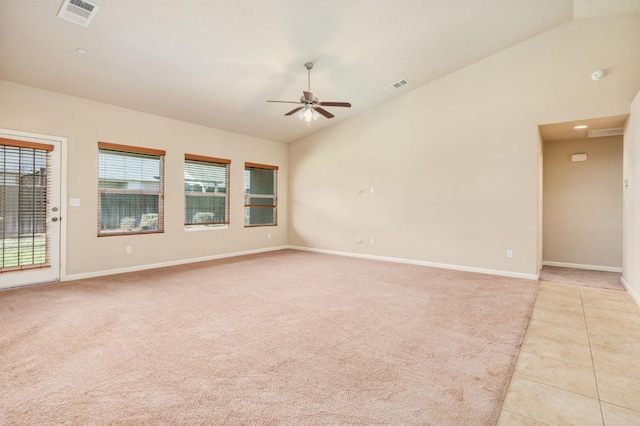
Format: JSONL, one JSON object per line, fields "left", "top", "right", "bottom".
{"left": 266, "top": 100, "right": 301, "bottom": 104}
{"left": 314, "top": 107, "right": 334, "bottom": 119}
{"left": 319, "top": 102, "right": 352, "bottom": 108}
{"left": 303, "top": 91, "right": 314, "bottom": 102}
{"left": 285, "top": 106, "right": 304, "bottom": 116}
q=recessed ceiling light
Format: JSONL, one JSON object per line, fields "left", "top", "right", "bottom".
{"left": 76, "top": 48, "right": 87, "bottom": 54}
{"left": 574, "top": 125, "right": 588, "bottom": 129}
{"left": 404, "top": 59, "right": 411, "bottom": 64}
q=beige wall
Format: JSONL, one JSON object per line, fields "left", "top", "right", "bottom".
{"left": 0, "top": 80, "right": 288, "bottom": 277}
{"left": 543, "top": 137, "right": 623, "bottom": 268}
{"left": 623, "top": 90, "right": 640, "bottom": 302}
{"left": 288, "top": 13, "right": 640, "bottom": 277}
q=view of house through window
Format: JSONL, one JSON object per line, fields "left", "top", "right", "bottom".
{"left": 0, "top": 139, "right": 52, "bottom": 270}
{"left": 184, "top": 154, "right": 230, "bottom": 228}
{"left": 244, "top": 162, "right": 278, "bottom": 226}
{"left": 98, "top": 142, "right": 165, "bottom": 236}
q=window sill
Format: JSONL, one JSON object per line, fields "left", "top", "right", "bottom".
{"left": 184, "top": 225, "right": 229, "bottom": 232}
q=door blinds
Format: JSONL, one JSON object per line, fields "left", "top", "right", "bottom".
{"left": 0, "top": 138, "right": 53, "bottom": 272}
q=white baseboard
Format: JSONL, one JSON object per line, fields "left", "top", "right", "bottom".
{"left": 287, "top": 246, "right": 539, "bottom": 280}
{"left": 63, "top": 246, "right": 290, "bottom": 282}
{"left": 621, "top": 277, "right": 640, "bottom": 307}
{"left": 542, "top": 261, "right": 622, "bottom": 273}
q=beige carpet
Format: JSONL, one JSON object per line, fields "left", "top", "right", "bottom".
{"left": 0, "top": 250, "right": 538, "bottom": 425}
{"left": 540, "top": 265, "right": 625, "bottom": 291}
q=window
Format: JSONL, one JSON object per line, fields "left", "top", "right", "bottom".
{"left": 98, "top": 142, "right": 165, "bottom": 236}
{"left": 244, "top": 162, "right": 278, "bottom": 227}
{"left": 184, "top": 154, "right": 230, "bottom": 228}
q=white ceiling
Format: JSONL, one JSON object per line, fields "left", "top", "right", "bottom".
{"left": 1, "top": 1, "right": 638, "bottom": 143}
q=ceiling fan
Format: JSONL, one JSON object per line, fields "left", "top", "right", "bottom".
{"left": 267, "top": 62, "right": 351, "bottom": 124}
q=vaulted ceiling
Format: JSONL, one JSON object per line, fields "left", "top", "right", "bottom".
{"left": 1, "top": 0, "right": 639, "bottom": 143}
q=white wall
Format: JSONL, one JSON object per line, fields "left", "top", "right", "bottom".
{"left": 543, "top": 137, "right": 623, "bottom": 269}
{"left": 623, "top": 90, "right": 640, "bottom": 303}
{"left": 288, "top": 13, "right": 640, "bottom": 277}
{"left": 0, "top": 80, "right": 288, "bottom": 277}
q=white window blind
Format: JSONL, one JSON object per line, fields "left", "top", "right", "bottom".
{"left": 184, "top": 154, "right": 230, "bottom": 228}
{"left": 244, "top": 162, "right": 278, "bottom": 227}
{"left": 98, "top": 142, "right": 165, "bottom": 236}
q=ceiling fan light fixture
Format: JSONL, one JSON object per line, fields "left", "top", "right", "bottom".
{"left": 298, "top": 107, "right": 319, "bottom": 125}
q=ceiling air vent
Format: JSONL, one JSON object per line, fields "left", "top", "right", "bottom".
{"left": 57, "top": 0, "right": 99, "bottom": 27}
{"left": 386, "top": 79, "right": 410, "bottom": 92}
{"left": 587, "top": 128, "right": 624, "bottom": 138}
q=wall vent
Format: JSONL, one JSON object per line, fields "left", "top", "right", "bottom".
{"left": 386, "top": 79, "right": 410, "bottom": 92}
{"left": 587, "top": 127, "right": 624, "bottom": 138}
{"left": 57, "top": 0, "right": 99, "bottom": 27}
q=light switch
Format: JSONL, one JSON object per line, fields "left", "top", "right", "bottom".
{"left": 70, "top": 198, "right": 80, "bottom": 206}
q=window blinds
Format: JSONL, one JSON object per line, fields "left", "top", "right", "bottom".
{"left": 0, "top": 138, "right": 53, "bottom": 271}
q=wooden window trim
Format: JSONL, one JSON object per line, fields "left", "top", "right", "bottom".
{"left": 245, "top": 162, "right": 278, "bottom": 170}
{"left": 185, "top": 154, "right": 231, "bottom": 164}
{"left": 98, "top": 141, "right": 165, "bottom": 156}
{"left": 0, "top": 137, "right": 54, "bottom": 152}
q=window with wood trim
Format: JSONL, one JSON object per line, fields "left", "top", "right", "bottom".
{"left": 244, "top": 162, "right": 278, "bottom": 227}
{"left": 0, "top": 138, "right": 53, "bottom": 271}
{"left": 184, "top": 154, "right": 230, "bottom": 228}
{"left": 98, "top": 142, "right": 165, "bottom": 236}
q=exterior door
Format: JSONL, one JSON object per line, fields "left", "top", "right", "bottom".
{"left": 0, "top": 131, "right": 61, "bottom": 289}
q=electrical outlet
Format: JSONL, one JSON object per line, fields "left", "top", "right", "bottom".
{"left": 370, "top": 238, "right": 375, "bottom": 245}
{"left": 267, "top": 233, "right": 272, "bottom": 239}
{"left": 507, "top": 249, "right": 513, "bottom": 258}
{"left": 126, "top": 246, "right": 132, "bottom": 254}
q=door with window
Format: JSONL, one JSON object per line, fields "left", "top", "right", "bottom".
{"left": 0, "top": 132, "right": 62, "bottom": 289}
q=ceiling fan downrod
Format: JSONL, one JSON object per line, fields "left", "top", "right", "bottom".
{"left": 305, "top": 62, "right": 313, "bottom": 94}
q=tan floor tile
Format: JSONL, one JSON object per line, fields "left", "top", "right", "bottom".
{"left": 601, "top": 402, "right": 640, "bottom": 426}
{"left": 502, "top": 376, "right": 602, "bottom": 426}
{"left": 514, "top": 351, "right": 598, "bottom": 398}
{"left": 531, "top": 306, "right": 586, "bottom": 329}
{"left": 540, "top": 281, "right": 582, "bottom": 297}
{"left": 589, "top": 327, "right": 640, "bottom": 357}
{"left": 591, "top": 347, "right": 640, "bottom": 379}
{"left": 580, "top": 286, "right": 629, "bottom": 303}
{"left": 497, "top": 409, "right": 546, "bottom": 425}
{"left": 525, "top": 318, "right": 589, "bottom": 346}
{"left": 625, "top": 294, "right": 640, "bottom": 316}
{"left": 535, "top": 292, "right": 584, "bottom": 314}
{"left": 583, "top": 306, "right": 640, "bottom": 330}
{"left": 503, "top": 280, "right": 640, "bottom": 425}
{"left": 596, "top": 368, "right": 640, "bottom": 412}
{"left": 582, "top": 297, "right": 636, "bottom": 313}
{"left": 521, "top": 333, "right": 593, "bottom": 366}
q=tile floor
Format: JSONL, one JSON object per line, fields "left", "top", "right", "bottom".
{"left": 499, "top": 281, "right": 640, "bottom": 425}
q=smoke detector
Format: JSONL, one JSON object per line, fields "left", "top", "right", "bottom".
{"left": 57, "top": 0, "right": 99, "bottom": 27}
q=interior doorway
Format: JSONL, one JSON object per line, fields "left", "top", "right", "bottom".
{"left": 538, "top": 115, "right": 627, "bottom": 281}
